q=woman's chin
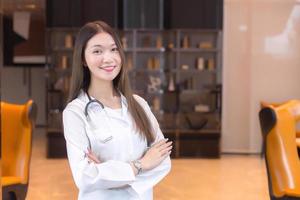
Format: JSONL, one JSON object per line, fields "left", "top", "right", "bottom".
{"left": 95, "top": 74, "right": 119, "bottom": 82}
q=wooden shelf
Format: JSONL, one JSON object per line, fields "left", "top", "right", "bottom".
{"left": 178, "top": 29, "right": 220, "bottom": 33}
{"left": 163, "top": 128, "right": 221, "bottom": 158}
{"left": 171, "top": 48, "right": 220, "bottom": 52}
{"left": 133, "top": 69, "right": 165, "bottom": 73}
{"left": 46, "top": 128, "right": 63, "bottom": 133}
{"left": 162, "top": 128, "right": 220, "bottom": 134}
{"left": 46, "top": 28, "right": 222, "bottom": 158}
{"left": 178, "top": 69, "right": 217, "bottom": 74}
{"left": 135, "top": 47, "right": 166, "bottom": 52}
{"left": 180, "top": 128, "right": 220, "bottom": 135}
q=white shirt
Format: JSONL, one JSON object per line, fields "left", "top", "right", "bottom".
{"left": 62, "top": 90, "right": 171, "bottom": 200}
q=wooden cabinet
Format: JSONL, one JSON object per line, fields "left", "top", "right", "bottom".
{"left": 45, "top": 28, "right": 222, "bottom": 158}
{"left": 121, "top": 29, "right": 222, "bottom": 157}
{"left": 45, "top": 28, "right": 78, "bottom": 157}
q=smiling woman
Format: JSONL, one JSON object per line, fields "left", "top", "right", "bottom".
{"left": 62, "top": 21, "right": 172, "bottom": 200}
{"left": 83, "top": 32, "right": 122, "bottom": 83}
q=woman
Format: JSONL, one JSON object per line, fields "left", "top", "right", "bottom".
{"left": 62, "top": 20, "right": 172, "bottom": 200}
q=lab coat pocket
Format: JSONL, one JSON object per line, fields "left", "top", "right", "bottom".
{"left": 95, "top": 129, "right": 114, "bottom": 144}
{"left": 87, "top": 127, "right": 116, "bottom": 160}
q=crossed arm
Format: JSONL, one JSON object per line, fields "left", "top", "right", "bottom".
{"left": 63, "top": 101, "right": 172, "bottom": 196}
{"left": 86, "top": 138, "right": 172, "bottom": 175}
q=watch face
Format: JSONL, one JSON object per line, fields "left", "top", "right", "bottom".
{"left": 134, "top": 160, "right": 142, "bottom": 170}
{"left": 136, "top": 161, "right": 142, "bottom": 168}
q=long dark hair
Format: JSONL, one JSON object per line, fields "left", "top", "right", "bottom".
{"left": 68, "top": 21, "right": 155, "bottom": 145}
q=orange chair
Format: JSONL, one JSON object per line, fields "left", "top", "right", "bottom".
{"left": 261, "top": 101, "right": 300, "bottom": 155}
{"left": 259, "top": 100, "right": 300, "bottom": 199}
{"left": 1, "top": 100, "right": 37, "bottom": 200}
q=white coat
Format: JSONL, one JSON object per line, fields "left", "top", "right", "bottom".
{"left": 62, "top": 90, "right": 171, "bottom": 200}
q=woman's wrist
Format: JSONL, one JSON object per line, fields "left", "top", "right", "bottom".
{"left": 132, "top": 159, "right": 143, "bottom": 174}
{"left": 141, "top": 158, "right": 147, "bottom": 169}
{"left": 129, "top": 162, "right": 138, "bottom": 176}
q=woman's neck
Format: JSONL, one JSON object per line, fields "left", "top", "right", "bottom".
{"left": 88, "top": 78, "right": 117, "bottom": 101}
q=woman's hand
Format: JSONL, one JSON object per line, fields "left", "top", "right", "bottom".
{"left": 140, "top": 138, "right": 172, "bottom": 171}
{"left": 85, "top": 148, "right": 101, "bottom": 164}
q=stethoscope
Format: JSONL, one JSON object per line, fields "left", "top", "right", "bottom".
{"left": 83, "top": 91, "right": 151, "bottom": 153}
{"left": 84, "top": 91, "right": 104, "bottom": 122}
{"left": 84, "top": 91, "right": 114, "bottom": 148}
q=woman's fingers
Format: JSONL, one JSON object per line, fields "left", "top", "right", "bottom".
{"left": 87, "top": 154, "right": 100, "bottom": 163}
{"left": 152, "top": 138, "right": 169, "bottom": 148}
{"left": 86, "top": 150, "right": 101, "bottom": 164}
{"left": 160, "top": 145, "right": 173, "bottom": 156}
{"left": 149, "top": 140, "right": 172, "bottom": 158}
{"left": 148, "top": 139, "right": 172, "bottom": 158}
{"left": 140, "top": 139, "right": 172, "bottom": 171}
{"left": 157, "top": 141, "right": 172, "bottom": 152}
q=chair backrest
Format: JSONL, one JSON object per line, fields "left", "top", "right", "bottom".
{"left": 1, "top": 100, "right": 37, "bottom": 184}
{"left": 259, "top": 100, "right": 300, "bottom": 198}
{"left": 261, "top": 100, "right": 300, "bottom": 136}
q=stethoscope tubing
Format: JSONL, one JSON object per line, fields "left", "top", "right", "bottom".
{"left": 84, "top": 92, "right": 104, "bottom": 120}
{"left": 84, "top": 91, "right": 114, "bottom": 149}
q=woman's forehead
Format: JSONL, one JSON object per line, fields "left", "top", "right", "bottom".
{"left": 86, "top": 32, "right": 116, "bottom": 48}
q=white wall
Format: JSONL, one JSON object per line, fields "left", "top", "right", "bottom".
{"left": 222, "top": 0, "right": 300, "bottom": 153}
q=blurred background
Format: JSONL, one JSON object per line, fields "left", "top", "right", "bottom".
{"left": 1, "top": 0, "right": 300, "bottom": 199}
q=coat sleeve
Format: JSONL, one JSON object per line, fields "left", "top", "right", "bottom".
{"left": 62, "top": 106, "right": 135, "bottom": 192}
{"left": 128, "top": 96, "right": 172, "bottom": 197}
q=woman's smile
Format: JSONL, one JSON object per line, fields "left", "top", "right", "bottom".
{"left": 84, "top": 32, "right": 122, "bottom": 81}
{"left": 99, "top": 65, "right": 116, "bottom": 72}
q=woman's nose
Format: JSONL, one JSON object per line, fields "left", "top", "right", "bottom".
{"left": 102, "top": 52, "right": 114, "bottom": 63}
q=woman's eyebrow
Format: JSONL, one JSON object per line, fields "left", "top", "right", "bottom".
{"left": 89, "top": 43, "right": 117, "bottom": 49}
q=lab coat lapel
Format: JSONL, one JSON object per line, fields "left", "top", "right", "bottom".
{"left": 107, "top": 93, "right": 129, "bottom": 125}
{"left": 81, "top": 90, "right": 130, "bottom": 126}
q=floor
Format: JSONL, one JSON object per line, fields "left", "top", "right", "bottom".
{"left": 26, "top": 128, "right": 269, "bottom": 200}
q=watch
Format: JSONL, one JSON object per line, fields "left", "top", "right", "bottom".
{"left": 132, "top": 160, "right": 143, "bottom": 174}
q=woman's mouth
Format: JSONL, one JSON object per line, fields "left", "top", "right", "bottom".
{"left": 100, "top": 66, "right": 115, "bottom": 72}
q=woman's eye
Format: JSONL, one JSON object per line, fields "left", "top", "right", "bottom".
{"left": 112, "top": 47, "right": 119, "bottom": 52}
{"left": 93, "top": 50, "right": 102, "bottom": 54}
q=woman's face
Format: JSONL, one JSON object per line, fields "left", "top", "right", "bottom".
{"left": 84, "top": 32, "right": 121, "bottom": 83}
